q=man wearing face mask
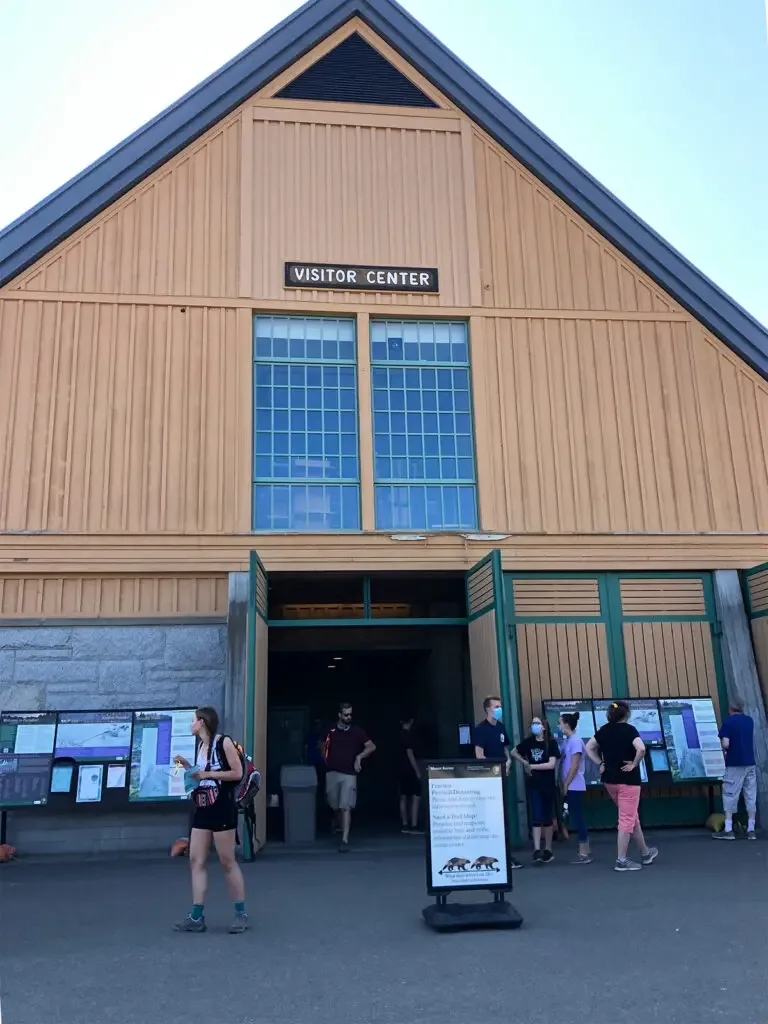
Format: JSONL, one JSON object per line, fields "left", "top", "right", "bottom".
{"left": 473, "top": 697, "right": 522, "bottom": 869}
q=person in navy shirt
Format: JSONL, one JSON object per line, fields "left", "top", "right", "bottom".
{"left": 473, "top": 696, "right": 522, "bottom": 869}
{"left": 714, "top": 698, "right": 757, "bottom": 840}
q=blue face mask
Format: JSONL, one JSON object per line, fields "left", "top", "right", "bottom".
{"left": 492, "top": 707, "right": 503, "bottom": 721}
{"left": 531, "top": 723, "right": 544, "bottom": 737}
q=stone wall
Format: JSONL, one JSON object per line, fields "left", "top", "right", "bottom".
{"left": 0, "top": 622, "right": 226, "bottom": 855}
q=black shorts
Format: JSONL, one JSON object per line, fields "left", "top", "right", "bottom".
{"left": 191, "top": 791, "right": 238, "bottom": 833}
{"left": 399, "top": 773, "right": 421, "bottom": 798}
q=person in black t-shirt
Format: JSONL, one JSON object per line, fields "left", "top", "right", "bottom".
{"left": 398, "top": 716, "right": 423, "bottom": 834}
{"left": 473, "top": 696, "right": 522, "bottom": 869}
{"left": 512, "top": 716, "right": 559, "bottom": 865}
{"left": 585, "top": 700, "right": 659, "bottom": 872}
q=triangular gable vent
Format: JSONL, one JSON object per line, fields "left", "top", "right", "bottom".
{"left": 276, "top": 32, "right": 438, "bottom": 107}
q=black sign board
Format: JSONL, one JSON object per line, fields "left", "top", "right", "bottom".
{"left": 285, "top": 261, "right": 439, "bottom": 293}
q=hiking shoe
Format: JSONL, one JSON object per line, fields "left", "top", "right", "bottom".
{"left": 541, "top": 850, "right": 554, "bottom": 865}
{"left": 641, "top": 847, "right": 659, "bottom": 866}
{"left": 571, "top": 854, "right": 593, "bottom": 865}
{"left": 339, "top": 840, "right": 350, "bottom": 853}
{"left": 174, "top": 915, "right": 206, "bottom": 933}
{"left": 229, "top": 913, "right": 249, "bottom": 934}
{"left": 712, "top": 831, "right": 735, "bottom": 841}
{"left": 533, "top": 849, "right": 543, "bottom": 866}
{"left": 614, "top": 858, "right": 642, "bottom": 872}
{"left": 746, "top": 831, "right": 757, "bottom": 841}
{"left": 510, "top": 858, "right": 523, "bottom": 869}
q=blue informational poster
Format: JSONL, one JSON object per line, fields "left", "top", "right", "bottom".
{"left": 659, "top": 699, "right": 725, "bottom": 781}
{"left": 129, "top": 709, "right": 197, "bottom": 802}
{"left": 55, "top": 711, "right": 132, "bottom": 761}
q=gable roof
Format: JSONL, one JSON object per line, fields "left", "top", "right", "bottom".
{"left": 1, "top": 0, "right": 766, "bottom": 378}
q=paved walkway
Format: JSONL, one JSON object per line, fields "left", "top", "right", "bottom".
{"left": 1, "top": 833, "right": 765, "bottom": 1024}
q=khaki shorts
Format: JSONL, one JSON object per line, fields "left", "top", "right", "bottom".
{"left": 326, "top": 771, "right": 357, "bottom": 810}
{"left": 723, "top": 765, "right": 757, "bottom": 814}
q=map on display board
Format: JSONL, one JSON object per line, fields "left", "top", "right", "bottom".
{"left": 425, "top": 761, "right": 511, "bottom": 894}
{"left": 129, "top": 709, "right": 197, "bottom": 802}
{"left": 593, "top": 699, "right": 664, "bottom": 746}
{"left": 542, "top": 700, "right": 601, "bottom": 787}
{"left": 659, "top": 699, "right": 725, "bottom": 781}
{"left": 55, "top": 711, "right": 133, "bottom": 761}
{"left": 0, "top": 712, "right": 57, "bottom": 806}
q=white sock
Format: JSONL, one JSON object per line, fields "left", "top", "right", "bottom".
{"left": 724, "top": 820, "right": 733, "bottom": 833}
{"left": 748, "top": 818, "right": 756, "bottom": 832}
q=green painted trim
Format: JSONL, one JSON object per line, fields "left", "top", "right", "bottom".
{"left": 491, "top": 550, "right": 521, "bottom": 846}
{"left": 362, "top": 575, "right": 372, "bottom": 618}
{"left": 267, "top": 616, "right": 467, "bottom": 628}
{"left": 244, "top": 551, "right": 259, "bottom": 861}
{"left": 602, "top": 574, "right": 629, "bottom": 699}
{"left": 743, "top": 562, "right": 768, "bottom": 578}
{"left": 467, "top": 605, "right": 494, "bottom": 622}
{"left": 749, "top": 608, "right": 768, "bottom": 621}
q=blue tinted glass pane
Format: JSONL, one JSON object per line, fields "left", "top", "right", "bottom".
{"left": 423, "top": 391, "right": 437, "bottom": 412}
{"left": 290, "top": 365, "right": 306, "bottom": 385}
{"left": 425, "top": 457, "right": 440, "bottom": 477}
{"left": 289, "top": 337, "right": 304, "bottom": 359}
{"left": 441, "top": 459, "right": 457, "bottom": 479}
{"left": 424, "top": 435, "right": 439, "bottom": 456}
{"left": 440, "top": 436, "right": 456, "bottom": 456}
{"left": 341, "top": 487, "right": 359, "bottom": 529}
{"left": 292, "top": 459, "right": 307, "bottom": 478}
{"left": 323, "top": 366, "right": 338, "bottom": 386}
{"left": 391, "top": 458, "right": 408, "bottom": 479}
{"left": 341, "top": 412, "right": 356, "bottom": 432}
{"left": 323, "top": 340, "right": 338, "bottom": 360}
{"left": 375, "top": 435, "right": 390, "bottom": 456}
{"left": 374, "top": 412, "right": 389, "bottom": 433}
{"left": 255, "top": 387, "right": 271, "bottom": 408}
{"left": 291, "top": 435, "right": 306, "bottom": 455}
{"left": 273, "top": 337, "right": 288, "bottom": 359}
{"left": 306, "top": 410, "right": 322, "bottom": 432}
{"left": 340, "top": 390, "right": 355, "bottom": 411}
{"left": 406, "top": 391, "right": 421, "bottom": 411}
{"left": 390, "top": 368, "right": 404, "bottom": 388}
{"left": 307, "top": 388, "right": 321, "bottom": 409}
{"left": 376, "top": 457, "right": 391, "bottom": 478}
{"left": 457, "top": 458, "right": 474, "bottom": 479}
{"left": 255, "top": 337, "right": 272, "bottom": 359}
{"left": 391, "top": 413, "right": 406, "bottom": 433}
{"left": 256, "top": 410, "right": 271, "bottom": 431}
{"left": 274, "top": 434, "right": 289, "bottom": 455}
{"left": 254, "top": 485, "right": 271, "bottom": 528}
{"left": 272, "top": 486, "right": 290, "bottom": 528}
{"left": 324, "top": 435, "right": 339, "bottom": 455}
{"left": 274, "top": 365, "right": 289, "bottom": 386}
{"left": 255, "top": 433, "right": 272, "bottom": 454}
{"left": 408, "top": 435, "right": 423, "bottom": 456}
{"left": 340, "top": 434, "right": 357, "bottom": 454}
{"left": 409, "top": 458, "right": 424, "bottom": 478}
{"left": 306, "top": 365, "right": 322, "bottom": 386}
{"left": 372, "top": 341, "right": 388, "bottom": 361}
{"left": 373, "top": 391, "right": 389, "bottom": 412}
{"left": 409, "top": 487, "right": 427, "bottom": 529}
{"left": 324, "top": 389, "right": 339, "bottom": 410}
{"left": 339, "top": 340, "right": 355, "bottom": 361}
{"left": 290, "top": 388, "right": 304, "bottom": 408}
{"left": 455, "top": 390, "right": 470, "bottom": 412}
{"left": 438, "top": 391, "right": 453, "bottom": 411}
{"left": 442, "top": 487, "right": 459, "bottom": 527}
{"left": 390, "top": 390, "right": 405, "bottom": 411}
{"left": 388, "top": 338, "right": 404, "bottom": 360}
{"left": 274, "top": 410, "right": 289, "bottom": 431}
{"left": 324, "top": 457, "right": 339, "bottom": 477}
{"left": 255, "top": 365, "right": 271, "bottom": 386}
{"left": 426, "top": 489, "right": 443, "bottom": 529}
{"left": 255, "top": 456, "right": 271, "bottom": 477}
{"left": 459, "top": 487, "right": 477, "bottom": 527}
{"left": 341, "top": 457, "right": 357, "bottom": 478}
{"left": 274, "top": 388, "right": 288, "bottom": 408}
{"left": 457, "top": 435, "right": 472, "bottom": 457}
{"left": 308, "top": 434, "right": 323, "bottom": 455}
{"left": 392, "top": 434, "right": 407, "bottom": 456}
{"left": 375, "top": 488, "right": 393, "bottom": 530}
{"left": 324, "top": 411, "right": 339, "bottom": 431}
{"left": 291, "top": 411, "right": 306, "bottom": 431}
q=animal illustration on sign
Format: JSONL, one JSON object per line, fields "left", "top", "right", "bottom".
{"left": 471, "top": 856, "right": 500, "bottom": 871}
{"left": 438, "top": 857, "right": 470, "bottom": 874}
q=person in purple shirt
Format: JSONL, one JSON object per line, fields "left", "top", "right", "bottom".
{"left": 559, "top": 712, "right": 592, "bottom": 864}
{"left": 714, "top": 698, "right": 757, "bottom": 841}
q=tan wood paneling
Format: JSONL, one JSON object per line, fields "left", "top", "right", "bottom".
{"left": 473, "top": 129, "right": 678, "bottom": 314}
{"left": 0, "top": 574, "right": 227, "bottom": 618}
{"left": 751, "top": 618, "right": 768, "bottom": 712}
{"left": 244, "top": 108, "right": 473, "bottom": 307}
{"left": 619, "top": 578, "right": 706, "bottom": 616}
{"left": 0, "top": 534, "right": 765, "bottom": 576}
{"left": 512, "top": 578, "right": 601, "bottom": 617}
{"left": 472, "top": 316, "right": 768, "bottom": 534}
{"left": 469, "top": 610, "right": 501, "bottom": 720}
{"left": 623, "top": 621, "right": 721, "bottom": 715}
{"left": 467, "top": 559, "right": 494, "bottom": 616}
{"left": 515, "top": 622, "right": 612, "bottom": 730}
{"left": 8, "top": 118, "right": 241, "bottom": 298}
{"left": 0, "top": 298, "right": 251, "bottom": 533}
{"left": 747, "top": 568, "right": 768, "bottom": 614}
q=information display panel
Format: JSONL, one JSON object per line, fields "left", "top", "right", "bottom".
{"left": 0, "top": 712, "right": 57, "bottom": 807}
{"left": 55, "top": 711, "right": 133, "bottom": 761}
{"left": 425, "top": 760, "right": 512, "bottom": 894}
{"left": 593, "top": 699, "right": 664, "bottom": 746}
{"left": 129, "top": 709, "right": 196, "bottom": 802}
{"left": 659, "top": 698, "right": 725, "bottom": 781}
{"left": 542, "top": 700, "right": 601, "bottom": 787}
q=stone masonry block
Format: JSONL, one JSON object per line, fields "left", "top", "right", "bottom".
{"left": 164, "top": 625, "right": 226, "bottom": 670}
{"left": 15, "top": 648, "right": 74, "bottom": 661}
{"left": 0, "top": 627, "right": 72, "bottom": 650}
{"left": 71, "top": 626, "right": 166, "bottom": 661}
{"left": 98, "top": 660, "right": 145, "bottom": 691}
{"left": 0, "top": 684, "right": 45, "bottom": 711}
{"left": 14, "top": 660, "right": 99, "bottom": 685}
{"left": 179, "top": 680, "right": 226, "bottom": 708}
{"left": 0, "top": 650, "right": 14, "bottom": 682}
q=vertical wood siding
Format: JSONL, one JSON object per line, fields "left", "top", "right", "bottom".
{"left": 473, "top": 130, "right": 677, "bottom": 313}
{"left": 472, "top": 316, "right": 768, "bottom": 534}
{"left": 623, "top": 622, "right": 720, "bottom": 716}
{"left": 0, "top": 299, "right": 251, "bottom": 533}
{"left": 9, "top": 119, "right": 241, "bottom": 297}
{"left": 0, "top": 574, "right": 228, "bottom": 617}
{"left": 468, "top": 610, "right": 501, "bottom": 720}
{"left": 515, "top": 623, "right": 612, "bottom": 731}
{"left": 246, "top": 112, "right": 472, "bottom": 306}
{"left": 750, "top": 618, "right": 768, "bottom": 712}
{"left": 252, "top": 614, "right": 269, "bottom": 848}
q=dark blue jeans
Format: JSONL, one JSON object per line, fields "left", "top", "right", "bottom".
{"left": 566, "top": 789, "right": 589, "bottom": 843}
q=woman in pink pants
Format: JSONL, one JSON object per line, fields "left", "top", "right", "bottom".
{"left": 585, "top": 700, "right": 659, "bottom": 872}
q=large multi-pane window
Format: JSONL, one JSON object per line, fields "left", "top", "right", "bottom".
{"left": 371, "top": 320, "right": 478, "bottom": 530}
{"left": 253, "top": 316, "right": 360, "bottom": 530}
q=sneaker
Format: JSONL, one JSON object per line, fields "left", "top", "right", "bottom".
{"left": 533, "top": 849, "right": 543, "bottom": 866}
{"left": 400, "top": 826, "right": 411, "bottom": 834}
{"left": 571, "top": 854, "right": 593, "bottom": 865}
{"left": 408, "top": 827, "right": 425, "bottom": 835}
{"left": 174, "top": 915, "right": 206, "bottom": 933}
{"left": 614, "top": 858, "right": 642, "bottom": 872}
{"left": 712, "top": 831, "right": 736, "bottom": 841}
{"left": 746, "top": 831, "right": 757, "bottom": 841}
{"left": 339, "top": 840, "right": 350, "bottom": 853}
{"left": 641, "top": 847, "right": 659, "bottom": 866}
{"left": 541, "top": 850, "right": 555, "bottom": 864}
{"left": 229, "top": 913, "right": 248, "bottom": 934}
{"left": 510, "top": 858, "right": 524, "bottom": 869}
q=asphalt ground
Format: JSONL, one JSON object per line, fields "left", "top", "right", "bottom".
{"left": 1, "top": 831, "right": 766, "bottom": 1024}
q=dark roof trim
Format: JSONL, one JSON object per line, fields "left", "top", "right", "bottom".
{"left": 2, "top": 0, "right": 767, "bottom": 378}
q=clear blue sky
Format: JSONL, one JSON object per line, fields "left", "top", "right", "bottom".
{"left": 1, "top": 0, "right": 765, "bottom": 326}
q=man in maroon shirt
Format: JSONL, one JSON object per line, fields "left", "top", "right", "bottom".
{"left": 324, "top": 703, "right": 376, "bottom": 852}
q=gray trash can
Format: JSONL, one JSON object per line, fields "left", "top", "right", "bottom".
{"left": 280, "top": 764, "right": 318, "bottom": 844}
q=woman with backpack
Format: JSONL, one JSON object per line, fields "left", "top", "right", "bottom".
{"left": 173, "top": 706, "right": 248, "bottom": 933}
